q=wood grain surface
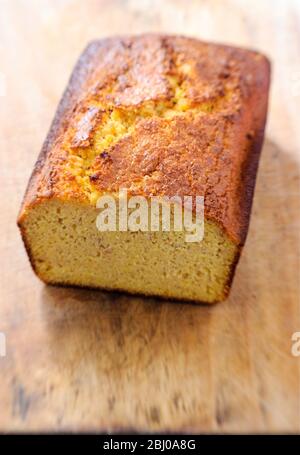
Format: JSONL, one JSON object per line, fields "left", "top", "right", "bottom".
{"left": 0, "top": 0, "right": 299, "bottom": 433}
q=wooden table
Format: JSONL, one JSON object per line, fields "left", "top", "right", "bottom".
{"left": 0, "top": 0, "right": 299, "bottom": 433}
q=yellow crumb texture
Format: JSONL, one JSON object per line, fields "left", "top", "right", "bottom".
{"left": 22, "top": 200, "right": 238, "bottom": 303}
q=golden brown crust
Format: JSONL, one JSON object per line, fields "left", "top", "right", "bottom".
{"left": 18, "top": 35, "right": 270, "bottom": 247}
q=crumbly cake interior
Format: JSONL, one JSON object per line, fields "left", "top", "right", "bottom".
{"left": 19, "top": 35, "right": 269, "bottom": 302}
{"left": 22, "top": 199, "right": 237, "bottom": 302}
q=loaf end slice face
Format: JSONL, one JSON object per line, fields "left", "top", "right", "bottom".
{"left": 18, "top": 35, "right": 270, "bottom": 303}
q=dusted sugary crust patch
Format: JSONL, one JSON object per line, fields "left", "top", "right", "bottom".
{"left": 63, "top": 36, "right": 240, "bottom": 202}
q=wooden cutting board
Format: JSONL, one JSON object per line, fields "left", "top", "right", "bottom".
{"left": 0, "top": 0, "right": 299, "bottom": 433}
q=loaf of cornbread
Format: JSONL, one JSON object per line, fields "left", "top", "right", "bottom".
{"left": 18, "top": 35, "right": 270, "bottom": 303}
